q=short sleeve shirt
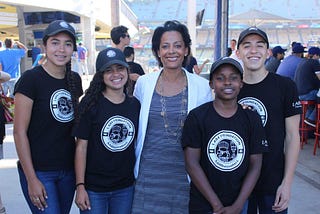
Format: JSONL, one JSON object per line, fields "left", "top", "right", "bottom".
{"left": 182, "top": 102, "right": 267, "bottom": 209}
{"left": 73, "top": 94, "right": 140, "bottom": 192}
{"left": 14, "top": 66, "right": 83, "bottom": 170}
{"left": 238, "top": 72, "right": 301, "bottom": 195}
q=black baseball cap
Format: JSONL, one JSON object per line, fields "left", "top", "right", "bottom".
{"left": 96, "top": 47, "right": 129, "bottom": 72}
{"left": 43, "top": 20, "right": 77, "bottom": 51}
{"left": 272, "top": 46, "right": 287, "bottom": 55}
{"left": 210, "top": 57, "right": 243, "bottom": 80}
{"left": 237, "top": 26, "right": 269, "bottom": 48}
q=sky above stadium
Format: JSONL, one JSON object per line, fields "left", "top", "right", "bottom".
{"left": 125, "top": 0, "right": 320, "bottom": 20}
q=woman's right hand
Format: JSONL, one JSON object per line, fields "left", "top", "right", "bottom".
{"left": 28, "top": 178, "right": 48, "bottom": 211}
{"left": 75, "top": 186, "right": 91, "bottom": 211}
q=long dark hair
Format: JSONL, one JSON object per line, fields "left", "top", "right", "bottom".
{"left": 42, "top": 33, "right": 80, "bottom": 123}
{"left": 65, "top": 61, "right": 80, "bottom": 122}
{"left": 152, "top": 20, "right": 192, "bottom": 68}
{"left": 75, "top": 68, "right": 131, "bottom": 125}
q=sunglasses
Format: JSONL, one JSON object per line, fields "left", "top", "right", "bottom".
{"left": 122, "top": 34, "right": 130, "bottom": 38}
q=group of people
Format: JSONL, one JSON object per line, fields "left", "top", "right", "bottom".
{"left": 3, "top": 18, "right": 300, "bottom": 214}
{"left": 268, "top": 41, "right": 320, "bottom": 128}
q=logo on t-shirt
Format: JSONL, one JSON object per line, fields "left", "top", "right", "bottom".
{"left": 101, "top": 115, "right": 135, "bottom": 152}
{"left": 207, "top": 130, "right": 245, "bottom": 172}
{"left": 238, "top": 97, "right": 267, "bottom": 127}
{"left": 50, "top": 89, "right": 73, "bottom": 123}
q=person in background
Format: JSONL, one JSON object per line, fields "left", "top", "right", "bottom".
{"left": 0, "top": 70, "right": 10, "bottom": 214}
{"left": 110, "top": 25, "right": 131, "bottom": 52}
{"left": 182, "top": 57, "right": 268, "bottom": 214}
{"left": 77, "top": 43, "right": 89, "bottom": 76}
{"left": 131, "top": 20, "right": 213, "bottom": 213}
{"left": 185, "top": 51, "right": 210, "bottom": 74}
{"left": 0, "top": 71, "right": 10, "bottom": 159}
{"left": 236, "top": 26, "right": 301, "bottom": 214}
{"left": 32, "top": 44, "right": 46, "bottom": 68}
{"left": 230, "top": 39, "right": 237, "bottom": 55}
{"left": 294, "top": 46, "right": 320, "bottom": 127}
{"left": 13, "top": 20, "right": 83, "bottom": 213}
{"left": 0, "top": 38, "right": 28, "bottom": 97}
{"left": 276, "top": 42, "right": 305, "bottom": 80}
{"left": 123, "top": 46, "right": 145, "bottom": 94}
{"left": 265, "top": 46, "right": 287, "bottom": 73}
{"left": 73, "top": 47, "right": 140, "bottom": 213}
{"left": 31, "top": 44, "right": 42, "bottom": 64}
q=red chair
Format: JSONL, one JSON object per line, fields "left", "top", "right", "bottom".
{"left": 299, "top": 100, "right": 316, "bottom": 149}
{"left": 313, "top": 103, "right": 320, "bottom": 155}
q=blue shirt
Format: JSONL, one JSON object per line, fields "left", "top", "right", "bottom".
{"left": 0, "top": 48, "right": 26, "bottom": 79}
{"left": 276, "top": 55, "right": 303, "bottom": 80}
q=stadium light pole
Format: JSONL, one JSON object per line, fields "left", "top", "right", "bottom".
{"left": 214, "top": 0, "right": 229, "bottom": 60}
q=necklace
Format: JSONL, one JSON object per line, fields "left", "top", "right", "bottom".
{"left": 159, "top": 71, "right": 188, "bottom": 143}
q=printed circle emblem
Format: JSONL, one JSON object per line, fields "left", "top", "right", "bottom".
{"left": 238, "top": 97, "right": 267, "bottom": 126}
{"left": 207, "top": 130, "right": 245, "bottom": 172}
{"left": 101, "top": 115, "right": 135, "bottom": 152}
{"left": 50, "top": 89, "right": 73, "bottom": 123}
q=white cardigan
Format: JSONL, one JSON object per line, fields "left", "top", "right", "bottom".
{"left": 133, "top": 68, "right": 213, "bottom": 178}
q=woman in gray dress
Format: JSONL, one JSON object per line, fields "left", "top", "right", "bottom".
{"left": 132, "top": 20, "right": 213, "bottom": 213}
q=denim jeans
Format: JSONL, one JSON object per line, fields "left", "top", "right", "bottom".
{"left": 299, "top": 90, "right": 318, "bottom": 121}
{"left": 18, "top": 167, "right": 75, "bottom": 214}
{"left": 80, "top": 185, "right": 134, "bottom": 214}
{"left": 248, "top": 194, "right": 288, "bottom": 214}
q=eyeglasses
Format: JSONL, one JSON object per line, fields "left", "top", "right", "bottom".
{"left": 122, "top": 34, "right": 130, "bottom": 38}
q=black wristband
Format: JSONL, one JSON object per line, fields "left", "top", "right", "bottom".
{"left": 76, "top": 183, "right": 85, "bottom": 188}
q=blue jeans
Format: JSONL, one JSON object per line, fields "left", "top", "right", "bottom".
{"left": 299, "top": 90, "right": 318, "bottom": 121}
{"left": 18, "top": 167, "right": 75, "bottom": 214}
{"left": 248, "top": 195, "right": 288, "bottom": 214}
{"left": 81, "top": 185, "right": 134, "bottom": 214}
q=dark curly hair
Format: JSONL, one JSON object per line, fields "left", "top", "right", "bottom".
{"left": 152, "top": 20, "right": 192, "bottom": 68}
{"left": 75, "top": 68, "right": 132, "bottom": 125}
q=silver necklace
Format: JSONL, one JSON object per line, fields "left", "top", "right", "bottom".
{"left": 159, "top": 72, "right": 188, "bottom": 143}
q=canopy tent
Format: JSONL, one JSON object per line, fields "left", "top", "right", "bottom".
{"left": 229, "top": 9, "right": 292, "bottom": 26}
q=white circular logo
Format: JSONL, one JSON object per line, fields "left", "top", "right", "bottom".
{"left": 50, "top": 89, "right": 74, "bottom": 123}
{"left": 107, "top": 50, "right": 116, "bottom": 57}
{"left": 101, "top": 115, "right": 135, "bottom": 152}
{"left": 59, "top": 21, "right": 69, "bottom": 28}
{"left": 238, "top": 97, "right": 267, "bottom": 127}
{"left": 207, "top": 130, "right": 245, "bottom": 172}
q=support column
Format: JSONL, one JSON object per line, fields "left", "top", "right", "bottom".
{"left": 16, "top": 6, "right": 27, "bottom": 73}
{"left": 187, "top": 0, "right": 196, "bottom": 56}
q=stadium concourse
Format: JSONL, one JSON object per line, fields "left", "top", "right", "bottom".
{"left": 122, "top": 0, "right": 320, "bottom": 73}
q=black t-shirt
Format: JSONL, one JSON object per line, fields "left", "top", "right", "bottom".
{"left": 238, "top": 72, "right": 301, "bottom": 195}
{"left": 185, "top": 56, "right": 197, "bottom": 73}
{"left": 182, "top": 102, "right": 267, "bottom": 211}
{"left": 294, "top": 58, "right": 320, "bottom": 95}
{"left": 73, "top": 94, "right": 140, "bottom": 192}
{"left": 14, "top": 66, "right": 83, "bottom": 171}
{"left": 128, "top": 61, "right": 145, "bottom": 76}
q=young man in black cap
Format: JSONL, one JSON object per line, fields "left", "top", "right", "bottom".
{"left": 265, "top": 46, "right": 287, "bottom": 73}
{"left": 182, "top": 57, "right": 267, "bottom": 214}
{"left": 236, "top": 27, "right": 301, "bottom": 214}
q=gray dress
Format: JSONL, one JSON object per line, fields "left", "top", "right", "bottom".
{"left": 132, "top": 90, "right": 189, "bottom": 214}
